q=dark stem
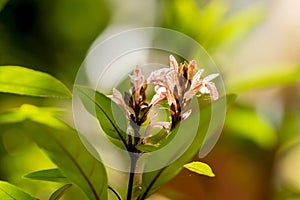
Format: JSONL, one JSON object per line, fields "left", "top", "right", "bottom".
{"left": 127, "top": 154, "right": 138, "bottom": 200}
{"left": 137, "top": 167, "right": 166, "bottom": 200}
{"left": 108, "top": 186, "right": 122, "bottom": 200}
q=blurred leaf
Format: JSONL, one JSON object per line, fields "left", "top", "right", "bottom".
{"left": 49, "top": 184, "right": 72, "bottom": 200}
{"left": 24, "top": 168, "right": 68, "bottom": 183}
{"left": 227, "top": 64, "right": 300, "bottom": 93}
{"left": 0, "top": 104, "right": 67, "bottom": 129}
{"left": 0, "top": 66, "right": 71, "bottom": 98}
{"left": 165, "top": 0, "right": 228, "bottom": 42}
{"left": 225, "top": 106, "right": 277, "bottom": 149}
{"left": 163, "top": 0, "right": 263, "bottom": 51}
{"left": 183, "top": 161, "right": 215, "bottom": 177}
{"left": 27, "top": 121, "right": 108, "bottom": 200}
{"left": 195, "top": 0, "right": 229, "bottom": 46}
{"left": 209, "top": 4, "right": 264, "bottom": 48}
{"left": 139, "top": 95, "right": 232, "bottom": 199}
{"left": 0, "top": 0, "right": 9, "bottom": 11}
{"left": 0, "top": 181, "right": 38, "bottom": 200}
{"left": 74, "top": 85, "right": 128, "bottom": 150}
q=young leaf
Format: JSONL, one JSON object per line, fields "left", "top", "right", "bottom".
{"left": 0, "top": 181, "right": 38, "bottom": 200}
{"left": 139, "top": 95, "right": 234, "bottom": 199}
{"left": 74, "top": 85, "right": 128, "bottom": 150}
{"left": 49, "top": 184, "right": 72, "bottom": 200}
{"left": 24, "top": 168, "right": 68, "bottom": 183}
{"left": 183, "top": 161, "right": 215, "bottom": 177}
{"left": 0, "top": 66, "right": 71, "bottom": 98}
{"left": 26, "top": 121, "right": 108, "bottom": 200}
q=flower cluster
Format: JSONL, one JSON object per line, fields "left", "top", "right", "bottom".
{"left": 108, "top": 55, "right": 219, "bottom": 151}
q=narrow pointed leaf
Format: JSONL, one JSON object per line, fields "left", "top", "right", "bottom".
{"left": 0, "top": 181, "right": 38, "bottom": 200}
{"left": 49, "top": 184, "right": 72, "bottom": 200}
{"left": 0, "top": 66, "right": 71, "bottom": 98}
{"left": 26, "top": 121, "right": 108, "bottom": 200}
{"left": 24, "top": 168, "right": 68, "bottom": 183}
{"left": 74, "top": 85, "right": 128, "bottom": 150}
{"left": 183, "top": 162, "right": 215, "bottom": 177}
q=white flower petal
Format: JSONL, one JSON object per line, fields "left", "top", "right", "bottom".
{"left": 108, "top": 88, "right": 130, "bottom": 117}
{"left": 192, "top": 69, "right": 204, "bottom": 83}
{"left": 183, "top": 90, "right": 194, "bottom": 101}
{"left": 169, "top": 55, "right": 179, "bottom": 71}
{"left": 150, "top": 92, "right": 166, "bottom": 105}
{"left": 203, "top": 73, "right": 219, "bottom": 83}
{"left": 206, "top": 82, "right": 219, "bottom": 100}
{"left": 199, "top": 86, "right": 210, "bottom": 94}
{"left": 144, "top": 121, "right": 171, "bottom": 140}
{"left": 147, "top": 68, "right": 172, "bottom": 85}
{"left": 182, "top": 110, "right": 192, "bottom": 120}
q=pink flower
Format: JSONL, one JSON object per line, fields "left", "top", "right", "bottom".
{"left": 149, "top": 55, "right": 219, "bottom": 104}
{"left": 107, "top": 88, "right": 131, "bottom": 118}
{"left": 184, "top": 71, "right": 219, "bottom": 101}
{"left": 129, "top": 67, "right": 145, "bottom": 102}
{"left": 148, "top": 55, "right": 219, "bottom": 126}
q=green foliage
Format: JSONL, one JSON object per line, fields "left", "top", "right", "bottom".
{"left": 207, "top": 4, "right": 264, "bottom": 49}
{"left": 0, "top": 181, "right": 38, "bottom": 200}
{"left": 27, "top": 121, "right": 108, "bottom": 200}
{"left": 0, "top": 66, "right": 71, "bottom": 98}
{"left": 183, "top": 161, "right": 215, "bottom": 177}
{"left": 136, "top": 144, "right": 159, "bottom": 153}
{"left": 49, "top": 184, "right": 72, "bottom": 200}
{"left": 225, "top": 106, "right": 277, "bottom": 149}
{"left": 162, "top": 0, "right": 264, "bottom": 51}
{"left": 24, "top": 168, "right": 68, "bottom": 183}
{"left": 0, "top": 104, "right": 66, "bottom": 129}
{"left": 227, "top": 64, "right": 300, "bottom": 93}
{"left": 74, "top": 85, "right": 128, "bottom": 150}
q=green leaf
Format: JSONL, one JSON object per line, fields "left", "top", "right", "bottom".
{"left": 209, "top": 4, "right": 264, "bottom": 48}
{"left": 26, "top": 121, "right": 108, "bottom": 200}
{"left": 136, "top": 144, "right": 158, "bottom": 153}
{"left": 24, "top": 168, "right": 68, "bottom": 183}
{"left": 227, "top": 64, "right": 300, "bottom": 93}
{"left": 183, "top": 162, "right": 215, "bottom": 177}
{"left": 0, "top": 0, "right": 9, "bottom": 11}
{"left": 0, "top": 104, "right": 66, "bottom": 129}
{"left": 74, "top": 85, "right": 128, "bottom": 150}
{"left": 225, "top": 106, "right": 277, "bottom": 149}
{"left": 139, "top": 95, "right": 233, "bottom": 199}
{"left": 0, "top": 66, "right": 71, "bottom": 98}
{"left": 0, "top": 181, "right": 38, "bottom": 200}
{"left": 49, "top": 184, "right": 72, "bottom": 200}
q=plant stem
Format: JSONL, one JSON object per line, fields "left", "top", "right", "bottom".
{"left": 108, "top": 186, "right": 122, "bottom": 200}
{"left": 127, "top": 154, "right": 138, "bottom": 200}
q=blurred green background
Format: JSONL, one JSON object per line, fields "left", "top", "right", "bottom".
{"left": 0, "top": 0, "right": 300, "bottom": 199}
